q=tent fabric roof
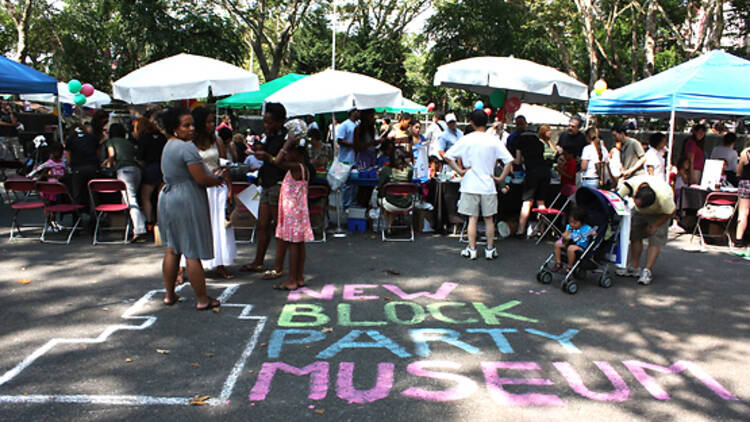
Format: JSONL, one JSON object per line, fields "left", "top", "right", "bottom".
{"left": 217, "top": 73, "right": 307, "bottom": 109}
{"left": 0, "top": 56, "right": 58, "bottom": 95}
{"left": 376, "top": 98, "right": 428, "bottom": 114}
{"left": 588, "top": 50, "right": 750, "bottom": 118}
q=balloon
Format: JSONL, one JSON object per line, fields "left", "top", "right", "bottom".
{"left": 483, "top": 107, "right": 492, "bottom": 116}
{"left": 495, "top": 108, "right": 505, "bottom": 122}
{"left": 73, "top": 93, "right": 87, "bottom": 106}
{"left": 594, "top": 79, "right": 607, "bottom": 95}
{"left": 504, "top": 97, "right": 521, "bottom": 113}
{"left": 474, "top": 100, "right": 484, "bottom": 110}
{"left": 80, "top": 83, "right": 95, "bottom": 97}
{"left": 427, "top": 102, "right": 436, "bottom": 111}
{"left": 489, "top": 90, "right": 506, "bottom": 107}
{"left": 68, "top": 79, "right": 82, "bottom": 94}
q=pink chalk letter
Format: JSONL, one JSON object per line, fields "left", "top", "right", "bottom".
{"left": 481, "top": 361, "right": 564, "bottom": 406}
{"left": 286, "top": 284, "right": 336, "bottom": 302}
{"left": 623, "top": 360, "right": 739, "bottom": 401}
{"left": 343, "top": 284, "right": 380, "bottom": 301}
{"left": 248, "top": 362, "right": 329, "bottom": 401}
{"left": 402, "top": 361, "right": 479, "bottom": 402}
{"left": 554, "top": 361, "right": 629, "bottom": 402}
{"left": 336, "top": 362, "right": 394, "bottom": 403}
{"left": 382, "top": 282, "right": 458, "bottom": 301}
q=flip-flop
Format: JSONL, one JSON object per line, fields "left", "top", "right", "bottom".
{"left": 273, "top": 283, "right": 298, "bottom": 291}
{"left": 216, "top": 268, "right": 236, "bottom": 280}
{"left": 196, "top": 297, "right": 221, "bottom": 311}
{"left": 239, "top": 263, "right": 265, "bottom": 272}
{"left": 163, "top": 294, "right": 180, "bottom": 306}
{"left": 262, "top": 269, "right": 284, "bottom": 280}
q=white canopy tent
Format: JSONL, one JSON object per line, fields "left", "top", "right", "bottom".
{"left": 112, "top": 53, "right": 259, "bottom": 104}
{"left": 264, "top": 69, "right": 403, "bottom": 117}
{"left": 22, "top": 82, "right": 112, "bottom": 108}
{"left": 433, "top": 56, "right": 588, "bottom": 103}
{"left": 516, "top": 103, "right": 571, "bottom": 126}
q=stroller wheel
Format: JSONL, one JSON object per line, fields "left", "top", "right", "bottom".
{"left": 538, "top": 271, "right": 552, "bottom": 284}
{"left": 599, "top": 275, "right": 612, "bottom": 288}
{"left": 565, "top": 282, "right": 579, "bottom": 295}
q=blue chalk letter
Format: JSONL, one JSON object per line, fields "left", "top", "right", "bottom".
{"left": 409, "top": 328, "right": 481, "bottom": 357}
{"left": 268, "top": 329, "right": 326, "bottom": 359}
{"left": 316, "top": 330, "right": 411, "bottom": 359}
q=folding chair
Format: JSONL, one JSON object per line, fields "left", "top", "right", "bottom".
{"left": 380, "top": 182, "right": 418, "bottom": 242}
{"left": 691, "top": 192, "right": 739, "bottom": 250}
{"left": 231, "top": 181, "right": 256, "bottom": 244}
{"left": 36, "top": 181, "right": 84, "bottom": 244}
{"left": 4, "top": 177, "right": 45, "bottom": 240}
{"left": 308, "top": 184, "right": 330, "bottom": 243}
{"left": 534, "top": 184, "right": 577, "bottom": 245}
{"left": 88, "top": 179, "right": 131, "bottom": 245}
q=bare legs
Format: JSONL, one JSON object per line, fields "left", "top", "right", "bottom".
{"left": 467, "top": 216, "right": 495, "bottom": 250}
{"left": 630, "top": 239, "right": 661, "bottom": 271}
{"left": 141, "top": 183, "right": 156, "bottom": 224}
{"left": 275, "top": 241, "right": 306, "bottom": 290}
{"left": 553, "top": 240, "right": 581, "bottom": 271}
{"left": 736, "top": 198, "right": 750, "bottom": 244}
{"left": 245, "top": 202, "right": 278, "bottom": 270}
{"left": 467, "top": 216, "right": 479, "bottom": 249}
{"left": 518, "top": 200, "right": 545, "bottom": 236}
{"left": 162, "top": 248, "right": 218, "bottom": 309}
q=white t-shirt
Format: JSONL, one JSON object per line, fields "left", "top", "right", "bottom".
{"left": 581, "top": 143, "right": 609, "bottom": 179}
{"left": 609, "top": 148, "right": 623, "bottom": 179}
{"left": 710, "top": 145, "right": 739, "bottom": 172}
{"left": 445, "top": 131, "right": 513, "bottom": 195}
{"left": 425, "top": 121, "right": 445, "bottom": 157}
{"left": 644, "top": 147, "right": 666, "bottom": 178}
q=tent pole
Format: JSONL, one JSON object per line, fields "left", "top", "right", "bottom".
{"left": 56, "top": 96, "right": 64, "bottom": 145}
{"left": 667, "top": 108, "right": 676, "bottom": 183}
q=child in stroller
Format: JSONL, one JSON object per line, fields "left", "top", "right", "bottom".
{"left": 537, "top": 186, "right": 620, "bottom": 294}
{"left": 552, "top": 207, "right": 596, "bottom": 272}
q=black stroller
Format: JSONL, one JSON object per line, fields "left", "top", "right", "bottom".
{"left": 536, "top": 186, "right": 624, "bottom": 294}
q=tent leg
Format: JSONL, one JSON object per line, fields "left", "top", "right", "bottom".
{"left": 56, "top": 97, "right": 64, "bottom": 144}
{"left": 666, "top": 108, "right": 676, "bottom": 183}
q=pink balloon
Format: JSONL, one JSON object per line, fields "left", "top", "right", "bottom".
{"left": 504, "top": 97, "right": 521, "bottom": 113}
{"left": 80, "top": 83, "right": 95, "bottom": 97}
{"left": 427, "top": 102, "right": 436, "bottom": 111}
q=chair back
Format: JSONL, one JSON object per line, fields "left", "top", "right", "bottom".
{"left": 705, "top": 192, "right": 738, "bottom": 207}
{"left": 36, "top": 181, "right": 69, "bottom": 196}
{"left": 88, "top": 179, "right": 126, "bottom": 194}
{"left": 231, "top": 181, "right": 250, "bottom": 195}
{"left": 308, "top": 185, "right": 330, "bottom": 200}
{"left": 5, "top": 177, "right": 36, "bottom": 193}
{"left": 383, "top": 183, "right": 418, "bottom": 197}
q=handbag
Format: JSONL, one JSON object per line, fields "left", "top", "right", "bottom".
{"left": 327, "top": 157, "right": 352, "bottom": 191}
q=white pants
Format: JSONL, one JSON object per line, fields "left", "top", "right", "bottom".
{"left": 117, "top": 166, "right": 147, "bottom": 235}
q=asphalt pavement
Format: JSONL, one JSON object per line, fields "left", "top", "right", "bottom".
{"left": 0, "top": 214, "right": 748, "bottom": 421}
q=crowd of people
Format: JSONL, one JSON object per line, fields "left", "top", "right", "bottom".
{"left": 3, "top": 97, "right": 749, "bottom": 307}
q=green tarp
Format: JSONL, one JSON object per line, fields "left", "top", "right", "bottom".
{"left": 216, "top": 73, "right": 307, "bottom": 109}
{"left": 376, "top": 98, "right": 428, "bottom": 114}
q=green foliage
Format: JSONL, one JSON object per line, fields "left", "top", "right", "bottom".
{"left": 288, "top": 8, "right": 332, "bottom": 75}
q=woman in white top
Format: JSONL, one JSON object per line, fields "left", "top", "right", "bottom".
{"left": 179, "top": 107, "right": 236, "bottom": 280}
{"left": 580, "top": 127, "right": 609, "bottom": 188}
{"left": 644, "top": 132, "right": 667, "bottom": 178}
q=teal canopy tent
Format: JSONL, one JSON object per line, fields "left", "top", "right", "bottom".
{"left": 217, "top": 73, "right": 308, "bottom": 109}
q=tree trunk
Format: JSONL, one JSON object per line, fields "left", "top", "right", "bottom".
{"left": 574, "top": 0, "right": 599, "bottom": 87}
{"left": 15, "top": 24, "right": 27, "bottom": 63}
{"left": 643, "top": 0, "right": 657, "bottom": 76}
{"left": 631, "top": 3, "right": 639, "bottom": 82}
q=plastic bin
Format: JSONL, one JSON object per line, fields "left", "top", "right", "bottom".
{"left": 347, "top": 218, "right": 367, "bottom": 232}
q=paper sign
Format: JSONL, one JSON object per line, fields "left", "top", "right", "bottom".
{"left": 236, "top": 184, "right": 262, "bottom": 218}
{"left": 701, "top": 159, "right": 724, "bottom": 190}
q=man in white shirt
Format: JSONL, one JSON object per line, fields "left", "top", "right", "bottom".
{"left": 337, "top": 109, "right": 359, "bottom": 208}
{"left": 425, "top": 112, "right": 446, "bottom": 159}
{"left": 444, "top": 110, "right": 514, "bottom": 260}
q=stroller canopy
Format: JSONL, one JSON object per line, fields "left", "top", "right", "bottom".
{"left": 575, "top": 187, "right": 617, "bottom": 231}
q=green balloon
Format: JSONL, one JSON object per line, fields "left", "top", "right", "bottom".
{"left": 68, "top": 79, "right": 82, "bottom": 94}
{"left": 74, "top": 93, "right": 87, "bottom": 106}
{"left": 490, "top": 90, "right": 506, "bottom": 108}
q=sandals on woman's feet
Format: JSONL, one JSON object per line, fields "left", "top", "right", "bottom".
{"left": 216, "top": 267, "right": 235, "bottom": 280}
{"left": 239, "top": 263, "right": 265, "bottom": 273}
{"left": 262, "top": 269, "right": 284, "bottom": 280}
{"left": 273, "top": 282, "right": 298, "bottom": 291}
{"left": 196, "top": 297, "right": 221, "bottom": 311}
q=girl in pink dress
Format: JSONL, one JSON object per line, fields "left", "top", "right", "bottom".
{"left": 272, "top": 138, "right": 314, "bottom": 290}
{"left": 29, "top": 143, "right": 67, "bottom": 230}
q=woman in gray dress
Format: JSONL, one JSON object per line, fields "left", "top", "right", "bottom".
{"left": 158, "top": 107, "right": 229, "bottom": 311}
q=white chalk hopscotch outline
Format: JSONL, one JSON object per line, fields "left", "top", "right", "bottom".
{"left": 0, "top": 283, "right": 267, "bottom": 406}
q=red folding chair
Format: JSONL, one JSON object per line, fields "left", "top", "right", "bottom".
{"left": 231, "top": 181, "right": 257, "bottom": 244}
{"left": 534, "top": 184, "right": 577, "bottom": 245}
{"left": 36, "top": 181, "right": 84, "bottom": 244}
{"left": 691, "top": 192, "right": 739, "bottom": 250}
{"left": 3, "top": 177, "right": 45, "bottom": 240}
{"left": 88, "top": 179, "right": 131, "bottom": 245}
{"left": 380, "top": 182, "right": 418, "bottom": 242}
{"left": 308, "top": 184, "right": 330, "bottom": 243}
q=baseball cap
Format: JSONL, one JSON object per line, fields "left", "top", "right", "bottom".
{"left": 445, "top": 113, "right": 457, "bottom": 123}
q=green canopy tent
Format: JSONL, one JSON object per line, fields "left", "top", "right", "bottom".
{"left": 376, "top": 98, "right": 428, "bottom": 114}
{"left": 216, "top": 73, "right": 308, "bottom": 109}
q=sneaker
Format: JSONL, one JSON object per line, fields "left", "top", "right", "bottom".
{"left": 485, "top": 247, "right": 498, "bottom": 260}
{"left": 637, "top": 268, "right": 653, "bottom": 285}
{"left": 615, "top": 266, "right": 641, "bottom": 277}
{"left": 460, "top": 247, "right": 477, "bottom": 260}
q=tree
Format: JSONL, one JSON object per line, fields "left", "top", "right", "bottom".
{"left": 1, "top": 0, "right": 48, "bottom": 62}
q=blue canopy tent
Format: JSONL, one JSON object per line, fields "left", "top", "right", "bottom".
{"left": 0, "top": 56, "right": 62, "bottom": 142}
{"left": 588, "top": 50, "right": 750, "bottom": 179}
